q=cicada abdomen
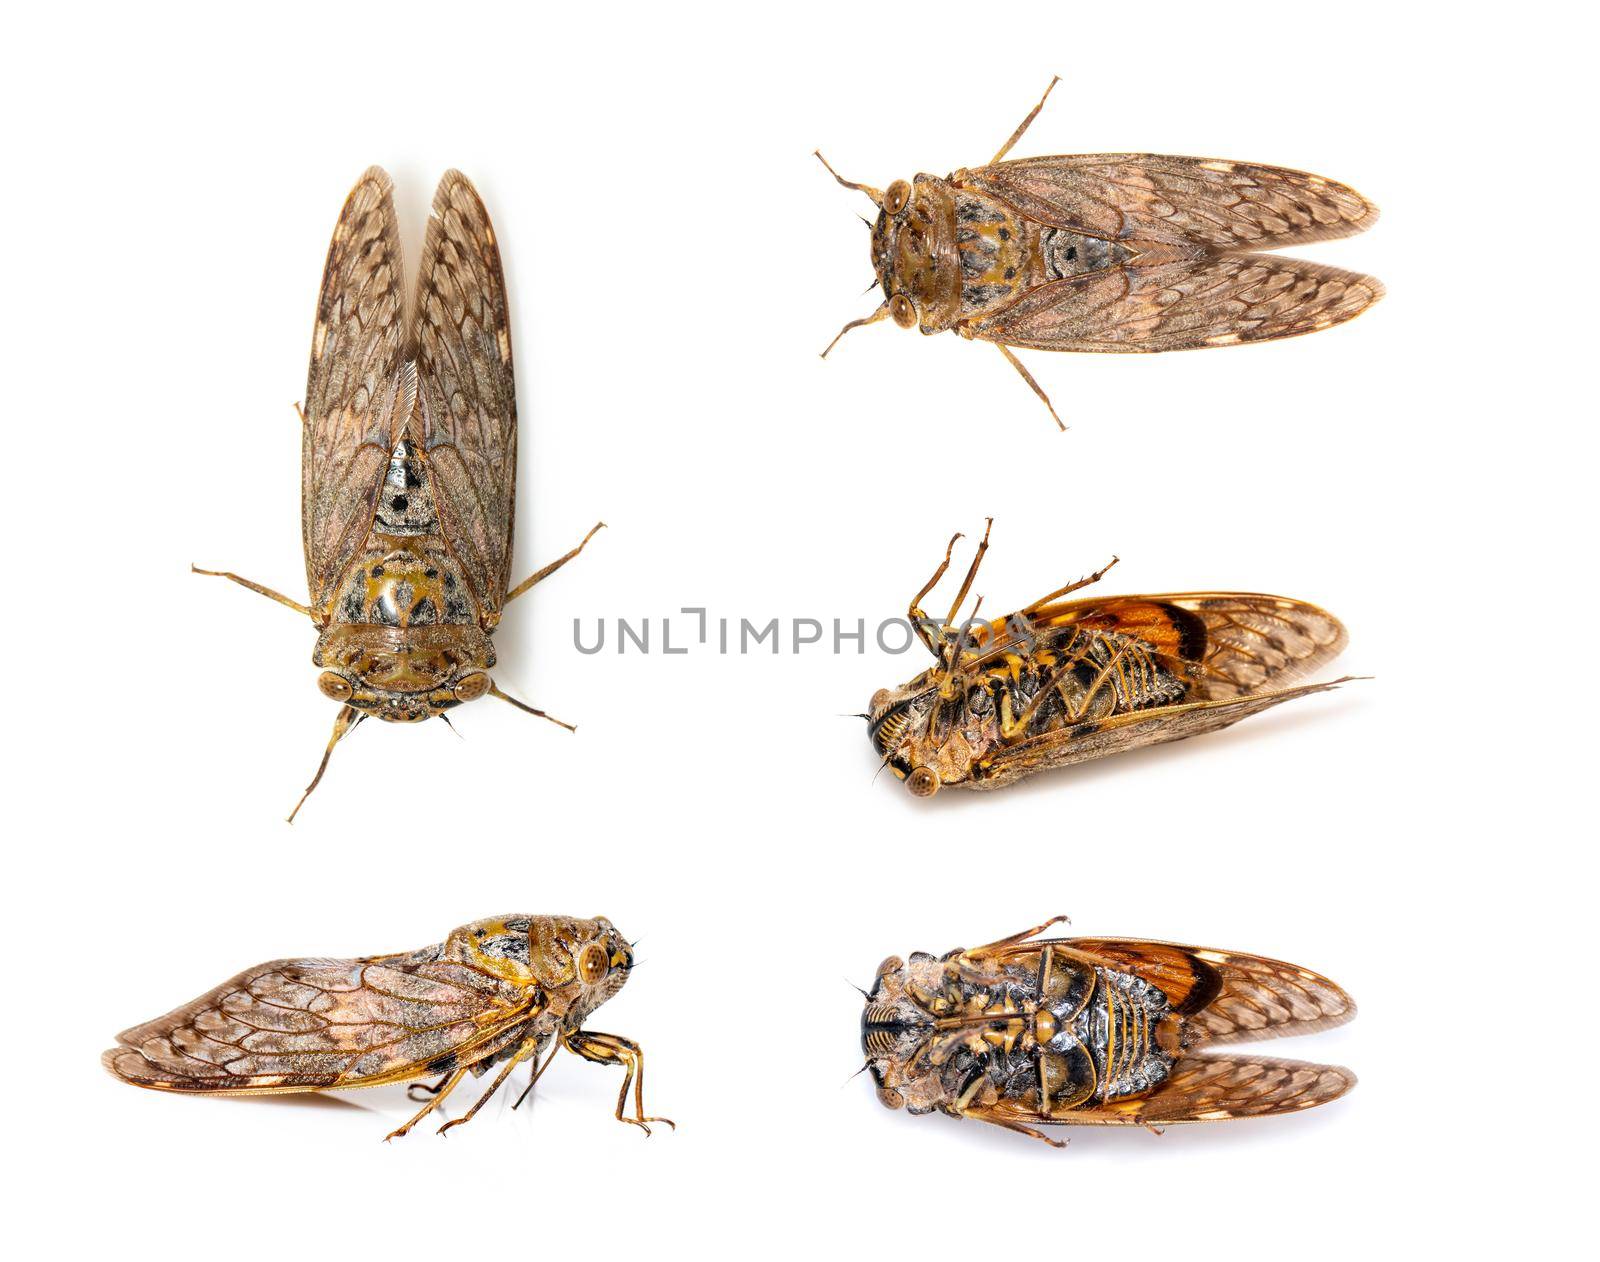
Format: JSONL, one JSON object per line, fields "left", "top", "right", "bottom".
{"left": 194, "top": 168, "right": 603, "bottom": 818}
{"left": 104, "top": 914, "right": 672, "bottom": 1140}
{"left": 862, "top": 917, "right": 1355, "bottom": 1145}
{"left": 867, "top": 522, "right": 1355, "bottom": 795}
{"left": 818, "top": 79, "right": 1382, "bottom": 427}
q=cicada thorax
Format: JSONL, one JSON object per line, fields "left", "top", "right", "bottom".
{"left": 312, "top": 438, "right": 497, "bottom": 722}
{"left": 874, "top": 175, "right": 1136, "bottom": 334}
{"left": 863, "top": 947, "right": 1177, "bottom": 1120}
{"left": 872, "top": 623, "right": 1194, "bottom": 788}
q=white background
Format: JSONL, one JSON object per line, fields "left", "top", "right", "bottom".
{"left": 5, "top": 2, "right": 1588, "bottom": 1257}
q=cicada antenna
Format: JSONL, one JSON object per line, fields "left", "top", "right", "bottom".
{"left": 489, "top": 683, "right": 576, "bottom": 732}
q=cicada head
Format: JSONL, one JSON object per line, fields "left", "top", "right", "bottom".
{"left": 818, "top": 154, "right": 963, "bottom": 356}
{"left": 446, "top": 915, "right": 633, "bottom": 1018}
{"left": 870, "top": 175, "right": 962, "bottom": 333}
{"left": 528, "top": 915, "right": 634, "bottom": 1023}
{"left": 867, "top": 674, "right": 988, "bottom": 796}
{"left": 860, "top": 952, "right": 971, "bottom": 1114}
{"left": 312, "top": 624, "right": 497, "bottom": 723}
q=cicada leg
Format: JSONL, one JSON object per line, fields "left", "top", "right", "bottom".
{"left": 934, "top": 519, "right": 993, "bottom": 696}
{"left": 406, "top": 1074, "right": 453, "bottom": 1102}
{"left": 962, "top": 1105, "right": 1069, "bottom": 1149}
{"left": 1022, "top": 556, "right": 1120, "bottom": 615}
{"left": 967, "top": 916, "right": 1073, "bottom": 957}
{"left": 287, "top": 705, "right": 360, "bottom": 823}
{"left": 993, "top": 343, "right": 1064, "bottom": 431}
{"left": 909, "top": 531, "right": 963, "bottom": 655}
{"left": 191, "top": 564, "right": 314, "bottom": 619}
{"left": 487, "top": 684, "right": 577, "bottom": 733}
{"left": 385, "top": 1067, "right": 468, "bottom": 1142}
{"left": 562, "top": 1030, "right": 675, "bottom": 1136}
{"left": 503, "top": 521, "right": 606, "bottom": 605}
{"left": 989, "top": 76, "right": 1061, "bottom": 165}
{"left": 437, "top": 1040, "right": 540, "bottom": 1137}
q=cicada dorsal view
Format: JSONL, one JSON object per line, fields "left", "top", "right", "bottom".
{"left": 867, "top": 522, "right": 1355, "bottom": 795}
{"left": 194, "top": 169, "right": 602, "bottom": 818}
{"left": 862, "top": 917, "right": 1354, "bottom": 1145}
{"left": 818, "top": 79, "right": 1382, "bottom": 427}
{"left": 104, "top": 914, "right": 672, "bottom": 1141}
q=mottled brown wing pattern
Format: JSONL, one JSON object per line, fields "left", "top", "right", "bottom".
{"left": 102, "top": 956, "right": 530, "bottom": 1093}
{"left": 1105, "top": 1054, "right": 1356, "bottom": 1123}
{"left": 969, "top": 253, "right": 1382, "bottom": 353}
{"left": 1068, "top": 939, "right": 1356, "bottom": 1045}
{"left": 1170, "top": 595, "right": 1348, "bottom": 699}
{"left": 302, "top": 166, "right": 409, "bottom": 616}
{"left": 415, "top": 171, "right": 518, "bottom": 617}
{"left": 960, "top": 154, "right": 1378, "bottom": 251}
{"left": 1008, "top": 593, "right": 1345, "bottom": 699}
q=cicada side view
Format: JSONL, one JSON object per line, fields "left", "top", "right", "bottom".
{"left": 862, "top": 917, "right": 1355, "bottom": 1146}
{"left": 104, "top": 914, "right": 673, "bottom": 1141}
{"left": 868, "top": 522, "right": 1354, "bottom": 795}
{"left": 194, "top": 168, "right": 602, "bottom": 819}
{"left": 817, "top": 78, "right": 1382, "bottom": 427}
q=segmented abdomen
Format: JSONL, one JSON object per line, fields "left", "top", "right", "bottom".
{"left": 989, "top": 627, "right": 1191, "bottom": 734}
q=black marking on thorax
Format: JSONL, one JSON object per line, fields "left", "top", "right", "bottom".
{"left": 1040, "top": 227, "right": 1133, "bottom": 280}
{"left": 373, "top": 440, "right": 438, "bottom": 535}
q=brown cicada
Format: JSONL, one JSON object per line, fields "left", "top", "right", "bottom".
{"left": 862, "top": 917, "right": 1355, "bottom": 1146}
{"left": 195, "top": 168, "right": 601, "bottom": 819}
{"left": 868, "top": 522, "right": 1354, "bottom": 795}
{"left": 104, "top": 914, "right": 673, "bottom": 1141}
{"left": 817, "top": 78, "right": 1382, "bottom": 427}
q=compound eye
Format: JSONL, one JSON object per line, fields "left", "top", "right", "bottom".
{"left": 883, "top": 180, "right": 910, "bottom": 215}
{"left": 889, "top": 294, "right": 917, "bottom": 328}
{"left": 317, "top": 671, "right": 353, "bottom": 702}
{"left": 577, "top": 943, "right": 610, "bottom": 985}
{"left": 906, "top": 766, "right": 940, "bottom": 797}
{"left": 454, "top": 671, "right": 490, "bottom": 702}
{"left": 876, "top": 1086, "right": 905, "bottom": 1110}
{"left": 870, "top": 688, "right": 892, "bottom": 713}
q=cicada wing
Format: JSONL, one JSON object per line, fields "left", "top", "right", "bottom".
{"left": 414, "top": 171, "right": 518, "bottom": 619}
{"left": 1073, "top": 1053, "right": 1356, "bottom": 1124}
{"left": 302, "top": 167, "right": 411, "bottom": 617}
{"left": 960, "top": 154, "right": 1378, "bottom": 252}
{"left": 1066, "top": 938, "right": 1356, "bottom": 1046}
{"left": 103, "top": 954, "right": 531, "bottom": 1093}
{"left": 1023, "top": 594, "right": 1347, "bottom": 700}
{"left": 977, "top": 677, "right": 1354, "bottom": 783}
{"left": 968, "top": 253, "right": 1382, "bottom": 353}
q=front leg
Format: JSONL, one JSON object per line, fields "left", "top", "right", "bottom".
{"left": 504, "top": 521, "right": 606, "bottom": 605}
{"left": 966, "top": 916, "right": 1072, "bottom": 958}
{"left": 192, "top": 564, "right": 315, "bottom": 620}
{"left": 562, "top": 1029, "right": 675, "bottom": 1136}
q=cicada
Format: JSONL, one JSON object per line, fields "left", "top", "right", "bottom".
{"left": 817, "top": 79, "right": 1382, "bottom": 427}
{"left": 194, "top": 168, "right": 602, "bottom": 819}
{"left": 103, "top": 914, "right": 673, "bottom": 1141}
{"left": 868, "top": 522, "right": 1353, "bottom": 795}
{"left": 862, "top": 917, "right": 1355, "bottom": 1146}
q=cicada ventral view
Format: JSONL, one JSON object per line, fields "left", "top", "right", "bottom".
{"left": 862, "top": 917, "right": 1355, "bottom": 1146}
{"left": 104, "top": 914, "right": 673, "bottom": 1141}
{"left": 817, "top": 78, "right": 1382, "bottom": 427}
{"left": 194, "top": 168, "right": 602, "bottom": 819}
{"left": 868, "top": 522, "right": 1355, "bottom": 795}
